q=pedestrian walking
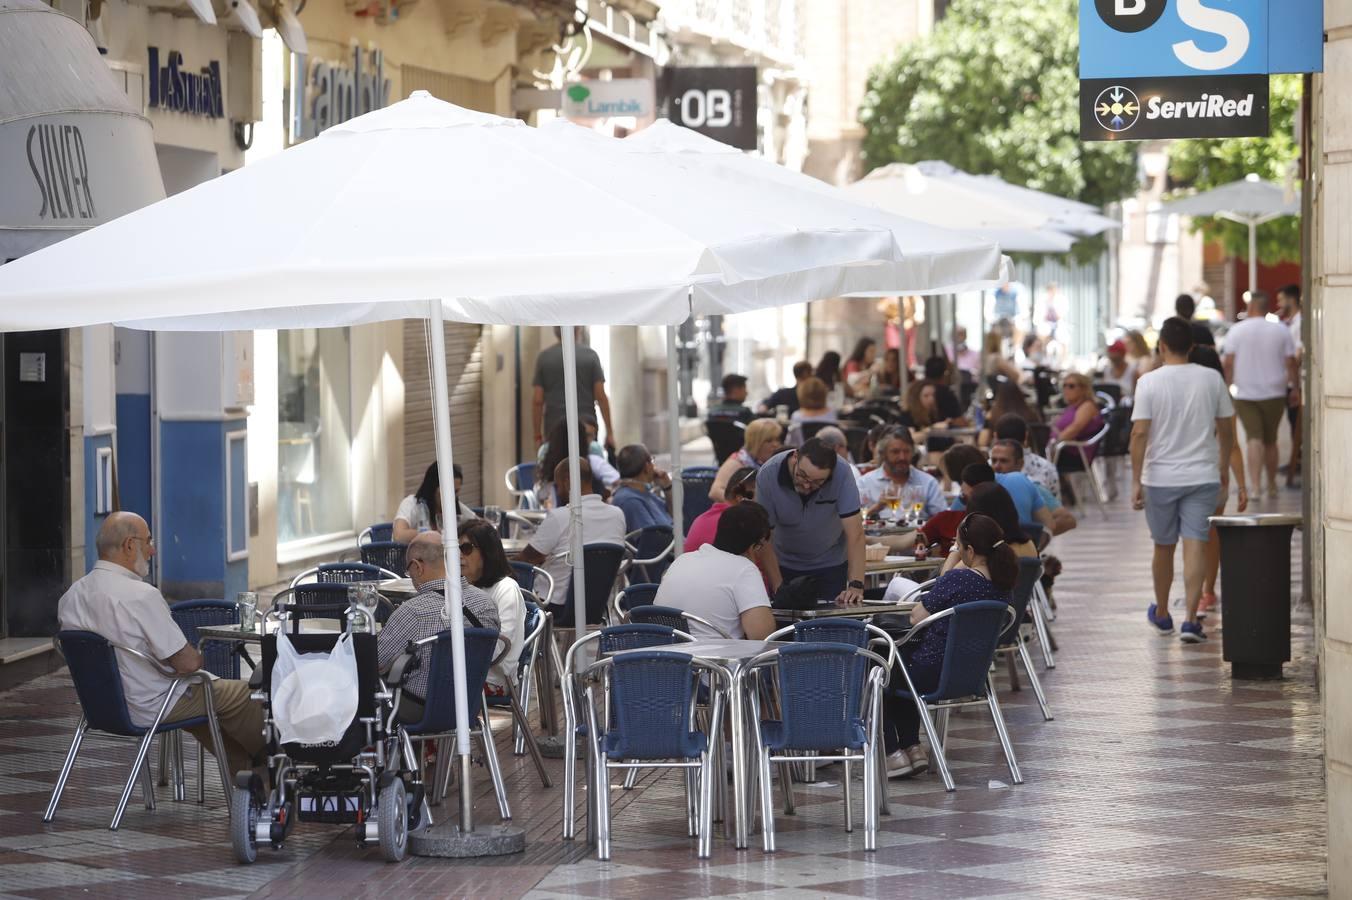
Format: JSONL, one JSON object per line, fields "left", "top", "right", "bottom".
{"left": 1278, "top": 284, "right": 1304, "bottom": 486}
{"left": 1131, "top": 318, "right": 1237, "bottom": 643}
{"left": 1222, "top": 291, "right": 1298, "bottom": 499}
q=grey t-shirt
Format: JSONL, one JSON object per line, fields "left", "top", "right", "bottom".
{"left": 756, "top": 450, "right": 862, "bottom": 570}
{"left": 533, "top": 342, "right": 606, "bottom": 435}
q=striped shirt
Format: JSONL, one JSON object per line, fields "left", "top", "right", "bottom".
{"left": 377, "top": 577, "right": 499, "bottom": 701}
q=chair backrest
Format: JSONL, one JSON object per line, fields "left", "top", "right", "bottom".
{"left": 360, "top": 522, "right": 394, "bottom": 545}
{"left": 57, "top": 631, "right": 141, "bottom": 736}
{"left": 316, "top": 562, "right": 389, "bottom": 583}
{"left": 261, "top": 632, "right": 381, "bottom": 763}
{"left": 774, "top": 642, "right": 870, "bottom": 752}
{"left": 406, "top": 626, "right": 500, "bottom": 735}
{"left": 627, "top": 525, "right": 674, "bottom": 582}
{"left": 170, "top": 599, "right": 240, "bottom": 679}
{"left": 626, "top": 605, "right": 690, "bottom": 632}
{"left": 617, "top": 583, "right": 660, "bottom": 614}
{"left": 1002, "top": 559, "right": 1044, "bottom": 645}
{"left": 793, "top": 616, "right": 869, "bottom": 647}
{"left": 929, "top": 600, "right": 1011, "bottom": 702}
{"left": 1100, "top": 404, "right": 1134, "bottom": 457}
{"left": 800, "top": 421, "right": 831, "bottom": 442}
{"left": 359, "top": 541, "right": 409, "bottom": 576}
{"left": 509, "top": 560, "right": 554, "bottom": 604}
{"left": 276, "top": 582, "right": 351, "bottom": 621}
{"left": 565, "top": 543, "right": 628, "bottom": 625}
{"left": 706, "top": 417, "right": 747, "bottom": 464}
{"left": 507, "top": 462, "right": 537, "bottom": 492}
{"left": 518, "top": 598, "right": 544, "bottom": 671}
{"left": 597, "top": 622, "right": 680, "bottom": 655}
{"left": 605, "top": 651, "right": 700, "bottom": 760}
{"left": 680, "top": 467, "right": 719, "bottom": 525}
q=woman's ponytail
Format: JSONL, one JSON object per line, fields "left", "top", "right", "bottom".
{"left": 958, "top": 513, "right": 1019, "bottom": 592}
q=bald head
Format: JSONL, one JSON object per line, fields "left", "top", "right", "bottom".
{"left": 1248, "top": 290, "right": 1271, "bottom": 316}
{"left": 406, "top": 531, "right": 447, "bottom": 588}
{"left": 96, "top": 512, "right": 153, "bottom": 576}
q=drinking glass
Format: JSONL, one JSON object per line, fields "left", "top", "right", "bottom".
{"left": 236, "top": 591, "right": 258, "bottom": 633}
{"left": 348, "top": 584, "right": 380, "bottom": 633}
{"left": 484, "top": 505, "right": 503, "bottom": 530}
{"left": 882, "top": 483, "right": 903, "bottom": 522}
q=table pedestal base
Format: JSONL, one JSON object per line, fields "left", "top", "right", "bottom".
{"left": 409, "top": 823, "right": 526, "bottom": 858}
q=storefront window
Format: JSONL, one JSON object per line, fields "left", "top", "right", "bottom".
{"left": 277, "top": 329, "right": 352, "bottom": 543}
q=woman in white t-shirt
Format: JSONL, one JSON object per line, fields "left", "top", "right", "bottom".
{"left": 458, "top": 518, "right": 525, "bottom": 693}
{"left": 392, "top": 461, "right": 476, "bottom": 544}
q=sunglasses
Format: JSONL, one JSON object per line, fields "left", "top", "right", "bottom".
{"left": 458, "top": 541, "right": 475, "bottom": 555}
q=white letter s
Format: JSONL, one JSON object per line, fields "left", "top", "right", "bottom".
{"left": 1172, "top": 0, "right": 1251, "bottom": 71}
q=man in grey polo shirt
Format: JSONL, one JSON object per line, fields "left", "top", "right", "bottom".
{"left": 755, "top": 438, "right": 867, "bottom": 605}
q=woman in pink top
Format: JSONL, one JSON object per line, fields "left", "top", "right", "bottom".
{"left": 684, "top": 466, "right": 756, "bottom": 553}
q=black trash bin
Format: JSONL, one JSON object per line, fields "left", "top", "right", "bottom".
{"left": 1209, "top": 513, "right": 1302, "bottom": 679}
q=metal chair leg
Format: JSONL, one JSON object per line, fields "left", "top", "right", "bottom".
{"left": 873, "top": 690, "right": 890, "bottom": 817}
{"left": 44, "top": 718, "right": 87, "bottom": 822}
{"left": 842, "top": 759, "right": 853, "bottom": 833}
{"left": 171, "top": 732, "right": 186, "bottom": 802}
{"left": 112, "top": 729, "right": 160, "bottom": 830}
{"left": 197, "top": 740, "right": 207, "bottom": 804}
{"left": 1004, "top": 651, "right": 1022, "bottom": 691}
{"left": 141, "top": 759, "right": 157, "bottom": 811}
{"left": 938, "top": 707, "right": 951, "bottom": 747}
{"left": 697, "top": 756, "right": 716, "bottom": 859}
{"left": 513, "top": 669, "right": 534, "bottom": 756}
{"left": 914, "top": 699, "right": 955, "bottom": 792}
{"left": 759, "top": 748, "right": 777, "bottom": 853}
{"left": 1029, "top": 588, "right": 1057, "bottom": 669}
{"left": 863, "top": 744, "right": 878, "bottom": 852}
{"left": 684, "top": 767, "right": 697, "bottom": 837}
{"left": 1087, "top": 461, "right": 1108, "bottom": 517}
{"left": 778, "top": 760, "right": 795, "bottom": 815}
{"left": 1018, "top": 642, "right": 1054, "bottom": 721}
{"left": 506, "top": 679, "right": 552, "bottom": 787}
{"left": 562, "top": 690, "right": 579, "bottom": 839}
{"left": 986, "top": 677, "right": 1023, "bottom": 785}
{"left": 623, "top": 766, "right": 640, "bottom": 790}
{"left": 479, "top": 709, "right": 511, "bottom": 821}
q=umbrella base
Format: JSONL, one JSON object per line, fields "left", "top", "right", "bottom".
{"left": 409, "top": 823, "right": 526, "bottom": 858}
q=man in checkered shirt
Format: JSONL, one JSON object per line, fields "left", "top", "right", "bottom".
{"left": 377, "top": 531, "right": 499, "bottom": 724}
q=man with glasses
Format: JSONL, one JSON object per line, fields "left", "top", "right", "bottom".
{"left": 378, "top": 531, "right": 499, "bottom": 723}
{"left": 58, "top": 512, "right": 265, "bottom": 779}
{"left": 755, "top": 438, "right": 866, "bottom": 605}
{"left": 989, "top": 439, "right": 1077, "bottom": 537}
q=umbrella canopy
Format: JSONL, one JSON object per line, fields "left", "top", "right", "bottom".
{"left": 1162, "top": 174, "right": 1300, "bottom": 221}
{"left": 912, "top": 161, "right": 1120, "bottom": 238}
{"left": 0, "top": 91, "right": 904, "bottom": 332}
{"left": 839, "top": 161, "right": 1076, "bottom": 254}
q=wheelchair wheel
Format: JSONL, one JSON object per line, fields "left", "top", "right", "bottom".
{"left": 377, "top": 778, "right": 408, "bottom": 863}
{"left": 230, "top": 786, "right": 258, "bottom": 864}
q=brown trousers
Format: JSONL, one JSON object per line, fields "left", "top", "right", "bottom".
{"left": 168, "top": 679, "right": 266, "bottom": 778}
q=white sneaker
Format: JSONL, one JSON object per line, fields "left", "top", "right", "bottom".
{"left": 886, "top": 749, "right": 914, "bottom": 778}
{"left": 904, "top": 744, "right": 930, "bottom": 775}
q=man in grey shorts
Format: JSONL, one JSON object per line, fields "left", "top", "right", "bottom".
{"left": 1131, "top": 317, "right": 1237, "bottom": 643}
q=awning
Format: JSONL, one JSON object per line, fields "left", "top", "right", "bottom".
{"left": 0, "top": 0, "right": 164, "bottom": 260}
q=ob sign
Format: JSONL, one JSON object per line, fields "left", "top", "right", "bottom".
{"left": 662, "top": 67, "right": 758, "bottom": 151}
{"left": 1079, "top": 0, "right": 1323, "bottom": 79}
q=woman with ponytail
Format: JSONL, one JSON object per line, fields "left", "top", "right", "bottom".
{"left": 883, "top": 513, "right": 1016, "bottom": 779}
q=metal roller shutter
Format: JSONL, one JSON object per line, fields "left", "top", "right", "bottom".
{"left": 403, "top": 321, "right": 484, "bottom": 507}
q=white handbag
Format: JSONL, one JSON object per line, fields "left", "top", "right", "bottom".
{"left": 271, "top": 630, "right": 359, "bottom": 746}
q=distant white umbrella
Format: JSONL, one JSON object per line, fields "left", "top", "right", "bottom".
{"left": 913, "top": 161, "right": 1121, "bottom": 238}
{"left": 185, "top": 0, "right": 217, "bottom": 25}
{"left": 1163, "top": 173, "right": 1300, "bottom": 297}
{"left": 840, "top": 161, "right": 1075, "bottom": 254}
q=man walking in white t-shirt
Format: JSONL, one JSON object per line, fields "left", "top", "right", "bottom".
{"left": 1131, "top": 318, "right": 1237, "bottom": 643}
{"left": 1223, "top": 291, "right": 1298, "bottom": 499}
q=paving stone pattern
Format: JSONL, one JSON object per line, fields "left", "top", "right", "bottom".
{"left": 0, "top": 491, "right": 1324, "bottom": 898}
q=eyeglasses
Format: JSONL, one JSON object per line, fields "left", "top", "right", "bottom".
{"left": 792, "top": 459, "right": 829, "bottom": 491}
{"left": 458, "top": 541, "right": 475, "bottom": 555}
{"left": 130, "top": 536, "right": 154, "bottom": 548}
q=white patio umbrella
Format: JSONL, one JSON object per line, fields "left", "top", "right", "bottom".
{"left": 0, "top": 92, "right": 1002, "bottom": 830}
{"left": 838, "top": 162, "right": 1076, "bottom": 254}
{"left": 912, "top": 161, "right": 1121, "bottom": 238}
{"left": 1163, "top": 173, "right": 1300, "bottom": 299}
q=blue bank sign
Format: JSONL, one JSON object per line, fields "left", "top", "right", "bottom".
{"left": 1080, "top": 0, "right": 1324, "bottom": 79}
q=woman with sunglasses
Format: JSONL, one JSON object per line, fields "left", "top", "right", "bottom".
{"left": 1049, "top": 372, "right": 1105, "bottom": 505}
{"left": 884, "top": 513, "right": 1018, "bottom": 779}
{"left": 456, "top": 519, "right": 524, "bottom": 695}
{"left": 685, "top": 466, "right": 757, "bottom": 554}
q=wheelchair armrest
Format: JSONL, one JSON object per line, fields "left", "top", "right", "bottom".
{"left": 248, "top": 665, "right": 264, "bottom": 690}
{"left": 387, "top": 650, "right": 420, "bottom": 687}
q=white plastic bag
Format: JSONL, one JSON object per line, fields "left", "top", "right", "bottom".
{"left": 271, "top": 631, "right": 359, "bottom": 746}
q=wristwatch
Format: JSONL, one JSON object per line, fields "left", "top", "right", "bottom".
{"left": 847, "top": 579, "right": 865, "bottom": 590}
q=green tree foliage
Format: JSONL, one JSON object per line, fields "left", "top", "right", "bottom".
{"left": 858, "top": 0, "right": 1139, "bottom": 262}
{"left": 1167, "top": 74, "right": 1302, "bottom": 265}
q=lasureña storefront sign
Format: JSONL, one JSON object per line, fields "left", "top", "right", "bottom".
{"left": 147, "top": 47, "right": 225, "bottom": 119}
{"left": 293, "top": 46, "right": 391, "bottom": 141}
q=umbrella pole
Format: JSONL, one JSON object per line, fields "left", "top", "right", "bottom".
{"left": 1248, "top": 219, "right": 1258, "bottom": 305}
{"left": 425, "top": 300, "right": 475, "bottom": 831}
{"left": 668, "top": 321, "right": 685, "bottom": 555}
{"left": 560, "top": 327, "right": 588, "bottom": 640}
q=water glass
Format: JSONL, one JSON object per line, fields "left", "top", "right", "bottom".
{"left": 484, "top": 505, "right": 503, "bottom": 530}
{"left": 236, "top": 591, "right": 258, "bottom": 632}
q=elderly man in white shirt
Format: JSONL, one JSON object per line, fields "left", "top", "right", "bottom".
{"left": 58, "top": 512, "right": 264, "bottom": 778}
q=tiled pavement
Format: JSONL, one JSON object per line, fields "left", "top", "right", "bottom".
{"left": 0, "top": 489, "right": 1324, "bottom": 898}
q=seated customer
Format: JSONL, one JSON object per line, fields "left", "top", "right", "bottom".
{"left": 786, "top": 376, "right": 837, "bottom": 446}
{"left": 952, "top": 462, "right": 1055, "bottom": 534}
{"left": 916, "top": 444, "right": 986, "bottom": 555}
{"left": 992, "top": 415, "right": 1059, "bottom": 499}
{"left": 686, "top": 465, "right": 756, "bottom": 553}
{"left": 709, "top": 373, "right": 754, "bottom": 422}
{"left": 989, "top": 438, "right": 1077, "bottom": 537}
{"left": 537, "top": 417, "right": 620, "bottom": 506}
{"left": 517, "top": 458, "right": 628, "bottom": 624}
{"left": 759, "top": 360, "right": 814, "bottom": 416}
{"left": 883, "top": 513, "right": 1017, "bottom": 778}
{"left": 710, "top": 417, "right": 784, "bottom": 502}
{"left": 58, "top": 513, "right": 264, "bottom": 778}
{"left": 393, "top": 461, "right": 476, "bottom": 544}
{"left": 952, "top": 483, "right": 1038, "bottom": 564}
{"left": 611, "top": 444, "right": 674, "bottom": 532}
{"left": 458, "top": 519, "right": 524, "bottom": 695}
{"left": 655, "top": 502, "right": 776, "bottom": 640}
{"left": 379, "top": 532, "right": 500, "bottom": 724}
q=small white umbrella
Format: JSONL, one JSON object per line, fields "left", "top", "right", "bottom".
{"left": 913, "top": 161, "right": 1121, "bottom": 238}
{"left": 1163, "top": 174, "right": 1300, "bottom": 298}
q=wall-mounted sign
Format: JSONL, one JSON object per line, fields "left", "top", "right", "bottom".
{"left": 1079, "top": 0, "right": 1324, "bottom": 79}
{"left": 660, "top": 67, "right": 758, "bottom": 151}
{"left": 561, "top": 79, "right": 655, "bottom": 119}
{"left": 25, "top": 123, "right": 95, "bottom": 221}
{"left": 1080, "top": 74, "right": 1269, "bottom": 141}
{"left": 147, "top": 47, "right": 224, "bottom": 119}
{"left": 294, "top": 47, "right": 391, "bottom": 140}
